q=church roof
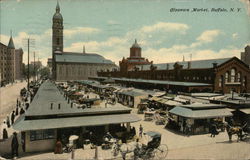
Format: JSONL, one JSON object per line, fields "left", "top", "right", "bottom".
{"left": 138, "top": 57, "right": 232, "bottom": 70}
{"left": 131, "top": 39, "right": 141, "bottom": 48}
{"left": 8, "top": 36, "right": 15, "bottom": 49}
{"left": 55, "top": 52, "right": 115, "bottom": 64}
{"left": 53, "top": 1, "right": 63, "bottom": 20}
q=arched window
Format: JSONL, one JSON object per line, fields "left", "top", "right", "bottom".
{"left": 225, "top": 72, "right": 229, "bottom": 83}
{"left": 243, "top": 76, "right": 246, "bottom": 87}
{"left": 237, "top": 72, "right": 241, "bottom": 82}
{"left": 231, "top": 68, "right": 236, "bottom": 82}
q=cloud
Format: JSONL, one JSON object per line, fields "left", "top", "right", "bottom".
{"left": 196, "top": 29, "right": 221, "bottom": 43}
{"left": 142, "top": 46, "right": 241, "bottom": 64}
{"left": 64, "top": 27, "right": 101, "bottom": 38}
{"left": 140, "top": 22, "right": 189, "bottom": 34}
{"left": 0, "top": 29, "right": 52, "bottom": 66}
{"left": 232, "top": 33, "right": 239, "bottom": 39}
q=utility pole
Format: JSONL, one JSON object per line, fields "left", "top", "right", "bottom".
{"left": 33, "top": 51, "right": 36, "bottom": 82}
{"left": 23, "top": 38, "right": 35, "bottom": 91}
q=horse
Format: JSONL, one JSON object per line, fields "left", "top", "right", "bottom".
{"left": 224, "top": 122, "right": 247, "bottom": 142}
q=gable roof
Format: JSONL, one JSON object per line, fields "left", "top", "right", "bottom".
{"left": 138, "top": 57, "right": 232, "bottom": 70}
{"left": 55, "top": 52, "right": 115, "bottom": 64}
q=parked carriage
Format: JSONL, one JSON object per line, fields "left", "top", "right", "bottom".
{"left": 134, "top": 131, "right": 168, "bottom": 160}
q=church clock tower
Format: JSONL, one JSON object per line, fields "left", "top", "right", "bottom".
{"left": 52, "top": 1, "right": 63, "bottom": 80}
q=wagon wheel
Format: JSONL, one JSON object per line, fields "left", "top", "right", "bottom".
{"left": 154, "top": 144, "right": 168, "bottom": 159}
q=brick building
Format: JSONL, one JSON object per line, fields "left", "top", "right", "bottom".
{"left": 241, "top": 45, "right": 250, "bottom": 67}
{"left": 0, "top": 36, "right": 24, "bottom": 86}
{"left": 98, "top": 57, "right": 250, "bottom": 93}
{"left": 119, "top": 39, "right": 152, "bottom": 72}
{"left": 15, "top": 48, "right": 24, "bottom": 80}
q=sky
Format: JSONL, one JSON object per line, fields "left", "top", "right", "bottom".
{"left": 0, "top": 0, "right": 250, "bottom": 66}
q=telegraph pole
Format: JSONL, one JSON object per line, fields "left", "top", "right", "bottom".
{"left": 23, "top": 38, "right": 35, "bottom": 91}
{"left": 33, "top": 51, "right": 36, "bottom": 82}
{"left": 28, "top": 39, "right": 30, "bottom": 90}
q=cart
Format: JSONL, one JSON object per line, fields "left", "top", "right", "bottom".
{"left": 134, "top": 131, "right": 168, "bottom": 160}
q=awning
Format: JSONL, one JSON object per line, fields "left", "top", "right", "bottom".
{"left": 240, "top": 108, "right": 250, "bottom": 114}
{"left": 13, "top": 114, "right": 141, "bottom": 131}
{"left": 169, "top": 106, "right": 233, "bottom": 119}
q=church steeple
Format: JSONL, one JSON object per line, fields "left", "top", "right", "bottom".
{"left": 8, "top": 31, "right": 15, "bottom": 49}
{"left": 56, "top": 1, "right": 60, "bottom": 13}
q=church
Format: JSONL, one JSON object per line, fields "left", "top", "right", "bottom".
{"left": 51, "top": 2, "right": 117, "bottom": 81}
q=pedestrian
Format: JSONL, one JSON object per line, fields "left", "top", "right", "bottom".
{"left": 139, "top": 124, "right": 143, "bottom": 138}
{"left": 6, "top": 116, "right": 10, "bottom": 128}
{"left": 134, "top": 139, "right": 140, "bottom": 160}
{"left": 54, "top": 139, "right": 63, "bottom": 154}
{"left": 25, "top": 103, "right": 29, "bottom": 110}
{"left": 11, "top": 132, "right": 19, "bottom": 158}
{"left": 16, "top": 107, "right": 19, "bottom": 116}
{"left": 210, "top": 124, "right": 218, "bottom": 138}
{"left": 11, "top": 111, "right": 15, "bottom": 125}
{"left": 20, "top": 108, "right": 25, "bottom": 115}
{"left": 3, "top": 128, "right": 8, "bottom": 139}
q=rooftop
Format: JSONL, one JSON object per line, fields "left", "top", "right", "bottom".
{"left": 138, "top": 57, "right": 232, "bottom": 70}
{"left": 92, "top": 76, "right": 212, "bottom": 87}
{"left": 169, "top": 106, "right": 232, "bottom": 119}
{"left": 55, "top": 52, "right": 115, "bottom": 64}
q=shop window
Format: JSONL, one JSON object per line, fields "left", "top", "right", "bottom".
{"left": 30, "top": 129, "right": 55, "bottom": 141}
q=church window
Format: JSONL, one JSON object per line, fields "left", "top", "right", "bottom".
{"left": 237, "top": 72, "right": 241, "bottom": 82}
{"left": 225, "top": 72, "right": 229, "bottom": 83}
{"left": 231, "top": 68, "right": 236, "bottom": 82}
{"left": 219, "top": 75, "right": 223, "bottom": 87}
{"left": 57, "top": 38, "right": 60, "bottom": 45}
{"left": 243, "top": 76, "right": 246, "bottom": 87}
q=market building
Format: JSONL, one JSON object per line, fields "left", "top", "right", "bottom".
{"left": 13, "top": 81, "right": 140, "bottom": 153}
{"left": 98, "top": 57, "right": 250, "bottom": 93}
{"left": 51, "top": 2, "right": 117, "bottom": 81}
{"left": 168, "top": 104, "right": 233, "bottom": 134}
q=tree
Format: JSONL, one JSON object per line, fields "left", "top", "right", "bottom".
{"left": 39, "top": 67, "right": 50, "bottom": 79}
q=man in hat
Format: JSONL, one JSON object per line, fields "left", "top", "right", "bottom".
{"left": 11, "top": 132, "right": 19, "bottom": 158}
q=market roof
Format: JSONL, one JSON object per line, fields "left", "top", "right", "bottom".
{"left": 113, "top": 77, "right": 212, "bottom": 87}
{"left": 138, "top": 57, "right": 231, "bottom": 70}
{"left": 13, "top": 113, "right": 141, "bottom": 131}
{"left": 169, "top": 106, "right": 233, "bottom": 119}
{"left": 239, "top": 108, "right": 250, "bottom": 114}
{"left": 26, "top": 81, "right": 131, "bottom": 117}
{"left": 55, "top": 52, "right": 115, "bottom": 64}
{"left": 180, "top": 103, "right": 227, "bottom": 110}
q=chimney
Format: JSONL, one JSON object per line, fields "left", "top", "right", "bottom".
{"left": 213, "top": 62, "right": 218, "bottom": 68}
{"left": 50, "top": 103, "right": 53, "bottom": 110}
{"left": 58, "top": 103, "right": 61, "bottom": 109}
{"left": 187, "top": 61, "right": 191, "bottom": 69}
